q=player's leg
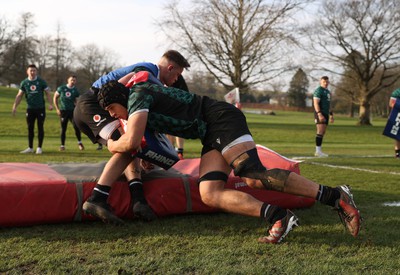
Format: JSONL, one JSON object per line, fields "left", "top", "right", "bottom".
{"left": 60, "top": 111, "right": 68, "bottom": 150}
{"left": 224, "top": 140, "right": 361, "bottom": 237}
{"left": 83, "top": 152, "right": 133, "bottom": 224}
{"left": 124, "top": 158, "right": 157, "bottom": 221}
{"left": 21, "top": 109, "right": 35, "bottom": 153}
{"left": 175, "top": 137, "right": 185, "bottom": 159}
{"left": 199, "top": 148, "right": 297, "bottom": 243}
{"left": 395, "top": 139, "right": 400, "bottom": 158}
{"left": 315, "top": 118, "right": 328, "bottom": 157}
{"left": 36, "top": 109, "right": 45, "bottom": 153}
{"left": 70, "top": 112, "right": 84, "bottom": 150}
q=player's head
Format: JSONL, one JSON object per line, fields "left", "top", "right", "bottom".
{"left": 158, "top": 50, "right": 190, "bottom": 86}
{"left": 26, "top": 64, "right": 38, "bottom": 79}
{"left": 67, "top": 75, "right": 77, "bottom": 86}
{"left": 98, "top": 80, "right": 129, "bottom": 109}
{"left": 98, "top": 81, "right": 130, "bottom": 120}
{"left": 320, "top": 76, "right": 329, "bottom": 88}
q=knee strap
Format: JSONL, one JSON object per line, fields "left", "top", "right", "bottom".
{"left": 198, "top": 171, "right": 228, "bottom": 183}
{"left": 230, "top": 149, "right": 291, "bottom": 192}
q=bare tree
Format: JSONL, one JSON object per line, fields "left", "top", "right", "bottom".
{"left": 74, "top": 44, "right": 118, "bottom": 87}
{"left": 302, "top": 0, "right": 400, "bottom": 125}
{"left": 1, "top": 12, "right": 39, "bottom": 84}
{"left": 35, "top": 35, "right": 52, "bottom": 77}
{"left": 184, "top": 70, "right": 224, "bottom": 100}
{"left": 159, "top": 0, "right": 310, "bottom": 93}
{"left": 49, "top": 23, "right": 73, "bottom": 87}
{"left": 0, "top": 16, "right": 11, "bottom": 79}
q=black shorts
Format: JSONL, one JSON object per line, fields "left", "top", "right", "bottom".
{"left": 73, "top": 91, "right": 118, "bottom": 143}
{"left": 314, "top": 112, "right": 329, "bottom": 125}
{"left": 201, "top": 102, "right": 252, "bottom": 155}
{"left": 60, "top": 110, "right": 74, "bottom": 121}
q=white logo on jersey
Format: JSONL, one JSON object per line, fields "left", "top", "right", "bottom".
{"left": 216, "top": 138, "right": 221, "bottom": 144}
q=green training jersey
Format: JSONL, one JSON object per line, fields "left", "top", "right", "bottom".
{"left": 313, "top": 86, "right": 331, "bottom": 115}
{"left": 128, "top": 82, "right": 209, "bottom": 140}
{"left": 19, "top": 77, "right": 48, "bottom": 109}
{"left": 56, "top": 84, "right": 80, "bottom": 111}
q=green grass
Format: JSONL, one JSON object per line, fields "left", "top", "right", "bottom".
{"left": 1, "top": 86, "right": 400, "bottom": 274}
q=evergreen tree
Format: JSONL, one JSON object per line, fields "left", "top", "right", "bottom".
{"left": 287, "top": 68, "right": 309, "bottom": 108}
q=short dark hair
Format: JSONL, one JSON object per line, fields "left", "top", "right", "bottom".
{"left": 321, "top": 76, "right": 329, "bottom": 81}
{"left": 162, "top": 50, "right": 190, "bottom": 69}
{"left": 27, "top": 64, "right": 37, "bottom": 69}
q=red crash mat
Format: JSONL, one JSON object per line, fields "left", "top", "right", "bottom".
{"left": 0, "top": 145, "right": 314, "bottom": 227}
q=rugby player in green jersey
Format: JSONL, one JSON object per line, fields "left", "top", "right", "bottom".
{"left": 313, "top": 76, "right": 334, "bottom": 157}
{"left": 83, "top": 55, "right": 361, "bottom": 243}
{"left": 12, "top": 64, "right": 53, "bottom": 154}
{"left": 53, "top": 75, "right": 84, "bottom": 151}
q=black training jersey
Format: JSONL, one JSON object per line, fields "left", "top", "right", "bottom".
{"left": 74, "top": 91, "right": 117, "bottom": 142}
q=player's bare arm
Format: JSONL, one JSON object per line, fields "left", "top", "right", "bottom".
{"left": 107, "top": 112, "right": 148, "bottom": 154}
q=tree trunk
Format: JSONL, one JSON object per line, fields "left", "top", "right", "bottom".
{"left": 358, "top": 100, "right": 372, "bottom": 125}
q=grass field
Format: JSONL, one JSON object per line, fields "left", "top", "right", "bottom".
{"left": 1, "top": 86, "right": 400, "bottom": 274}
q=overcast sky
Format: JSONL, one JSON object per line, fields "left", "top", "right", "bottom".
{"left": 3, "top": 0, "right": 170, "bottom": 66}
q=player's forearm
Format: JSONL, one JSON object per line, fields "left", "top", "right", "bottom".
{"left": 108, "top": 135, "right": 140, "bottom": 154}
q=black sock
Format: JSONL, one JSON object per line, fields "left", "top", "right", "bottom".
{"left": 90, "top": 184, "right": 111, "bottom": 203}
{"left": 395, "top": 150, "right": 400, "bottom": 158}
{"left": 129, "top": 178, "right": 147, "bottom": 204}
{"left": 176, "top": 148, "right": 184, "bottom": 154}
{"left": 316, "top": 134, "right": 323, "bottom": 147}
{"left": 316, "top": 185, "right": 340, "bottom": 207}
{"left": 260, "top": 203, "right": 287, "bottom": 224}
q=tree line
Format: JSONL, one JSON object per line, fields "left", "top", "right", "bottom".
{"left": 160, "top": 0, "right": 400, "bottom": 125}
{"left": 0, "top": 12, "right": 118, "bottom": 93}
{"left": 2, "top": 0, "right": 400, "bottom": 125}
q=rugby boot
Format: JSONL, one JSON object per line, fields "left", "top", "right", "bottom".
{"left": 314, "top": 151, "right": 328, "bottom": 157}
{"left": 20, "top": 147, "right": 34, "bottom": 154}
{"left": 334, "top": 185, "right": 361, "bottom": 237}
{"left": 78, "top": 143, "right": 85, "bottom": 151}
{"left": 83, "top": 199, "right": 124, "bottom": 225}
{"left": 258, "top": 210, "right": 298, "bottom": 244}
{"left": 133, "top": 202, "right": 157, "bottom": 222}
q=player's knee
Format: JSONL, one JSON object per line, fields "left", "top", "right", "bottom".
{"left": 243, "top": 178, "right": 264, "bottom": 189}
{"left": 198, "top": 171, "right": 227, "bottom": 207}
{"left": 199, "top": 189, "right": 219, "bottom": 207}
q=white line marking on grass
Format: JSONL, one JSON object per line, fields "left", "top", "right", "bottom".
{"left": 383, "top": 202, "right": 400, "bottom": 207}
{"left": 306, "top": 162, "right": 400, "bottom": 176}
{"left": 292, "top": 155, "right": 393, "bottom": 161}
